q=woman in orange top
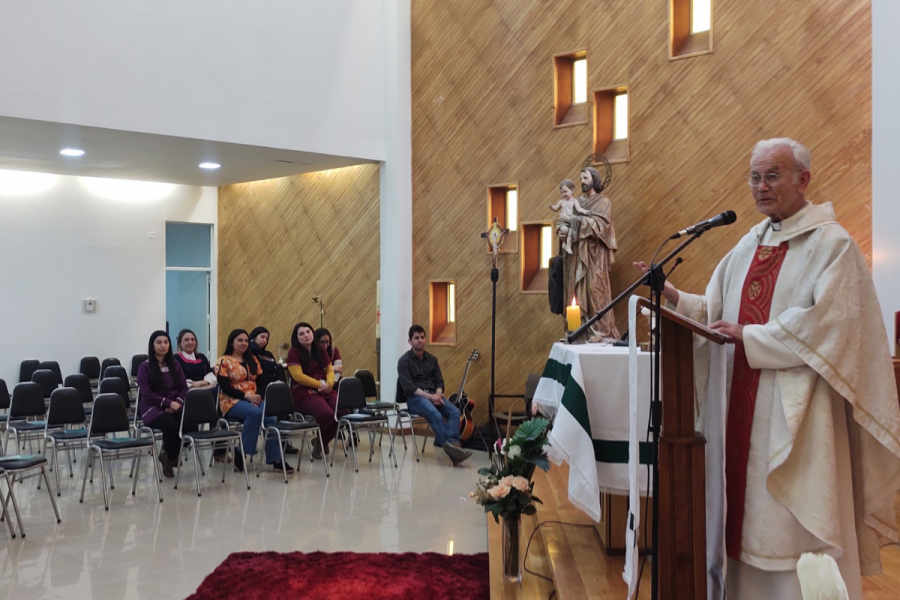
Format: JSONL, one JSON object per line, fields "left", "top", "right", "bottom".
{"left": 215, "top": 329, "right": 292, "bottom": 474}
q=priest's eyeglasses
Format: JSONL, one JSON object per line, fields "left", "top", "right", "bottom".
{"left": 745, "top": 169, "right": 801, "bottom": 187}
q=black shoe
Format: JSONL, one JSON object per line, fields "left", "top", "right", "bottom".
{"left": 233, "top": 452, "right": 245, "bottom": 472}
{"left": 284, "top": 443, "right": 300, "bottom": 455}
{"left": 271, "top": 461, "right": 295, "bottom": 474}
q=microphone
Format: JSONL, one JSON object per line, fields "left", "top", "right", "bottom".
{"left": 670, "top": 210, "right": 737, "bottom": 239}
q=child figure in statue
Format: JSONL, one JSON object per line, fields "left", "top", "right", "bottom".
{"left": 549, "top": 179, "right": 590, "bottom": 254}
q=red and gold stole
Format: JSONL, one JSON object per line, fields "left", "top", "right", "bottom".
{"left": 725, "top": 241, "right": 789, "bottom": 560}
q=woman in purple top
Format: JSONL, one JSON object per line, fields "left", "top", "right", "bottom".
{"left": 137, "top": 330, "right": 196, "bottom": 478}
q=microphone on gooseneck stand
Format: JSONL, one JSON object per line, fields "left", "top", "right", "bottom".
{"left": 670, "top": 210, "right": 737, "bottom": 239}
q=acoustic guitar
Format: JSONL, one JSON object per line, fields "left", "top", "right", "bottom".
{"left": 449, "top": 349, "right": 479, "bottom": 442}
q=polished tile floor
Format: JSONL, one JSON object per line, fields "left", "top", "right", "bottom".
{"left": 0, "top": 441, "right": 490, "bottom": 599}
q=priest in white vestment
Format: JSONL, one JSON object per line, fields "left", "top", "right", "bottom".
{"left": 636, "top": 138, "right": 900, "bottom": 599}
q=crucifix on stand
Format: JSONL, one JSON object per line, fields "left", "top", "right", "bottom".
{"left": 481, "top": 218, "right": 509, "bottom": 460}
{"left": 312, "top": 294, "right": 326, "bottom": 329}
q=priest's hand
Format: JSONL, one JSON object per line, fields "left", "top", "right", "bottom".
{"left": 633, "top": 261, "right": 680, "bottom": 306}
{"left": 709, "top": 320, "right": 743, "bottom": 343}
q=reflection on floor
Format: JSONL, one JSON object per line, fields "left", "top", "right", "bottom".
{"left": 0, "top": 445, "right": 490, "bottom": 599}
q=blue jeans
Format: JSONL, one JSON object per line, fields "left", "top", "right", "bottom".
{"left": 405, "top": 395, "right": 460, "bottom": 447}
{"left": 225, "top": 401, "right": 279, "bottom": 463}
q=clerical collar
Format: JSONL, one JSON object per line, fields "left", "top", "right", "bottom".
{"left": 769, "top": 201, "right": 811, "bottom": 232}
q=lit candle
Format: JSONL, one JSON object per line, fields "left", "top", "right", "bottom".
{"left": 566, "top": 297, "right": 581, "bottom": 331}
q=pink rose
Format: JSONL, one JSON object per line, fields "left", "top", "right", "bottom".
{"left": 510, "top": 476, "right": 530, "bottom": 492}
{"left": 488, "top": 482, "right": 512, "bottom": 500}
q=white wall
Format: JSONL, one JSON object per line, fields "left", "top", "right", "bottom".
{"left": 0, "top": 171, "right": 217, "bottom": 386}
{"left": 873, "top": 0, "right": 900, "bottom": 350}
{"left": 0, "top": 1, "right": 386, "bottom": 161}
{"left": 379, "top": 0, "right": 413, "bottom": 400}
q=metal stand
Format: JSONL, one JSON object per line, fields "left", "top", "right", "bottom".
{"left": 488, "top": 264, "right": 500, "bottom": 458}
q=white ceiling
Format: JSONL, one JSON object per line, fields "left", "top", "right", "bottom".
{"left": 0, "top": 116, "right": 374, "bottom": 186}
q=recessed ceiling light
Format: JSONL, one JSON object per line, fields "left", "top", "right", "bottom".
{"left": 199, "top": 162, "right": 221, "bottom": 170}
{"left": 60, "top": 148, "right": 85, "bottom": 157}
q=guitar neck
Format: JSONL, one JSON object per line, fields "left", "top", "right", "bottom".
{"left": 456, "top": 360, "right": 474, "bottom": 399}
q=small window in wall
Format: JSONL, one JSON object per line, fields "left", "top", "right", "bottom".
{"left": 521, "top": 222, "right": 554, "bottom": 293}
{"left": 553, "top": 51, "right": 588, "bottom": 127}
{"left": 429, "top": 281, "right": 457, "bottom": 345}
{"left": 593, "top": 86, "right": 630, "bottom": 163}
{"left": 671, "top": 0, "right": 712, "bottom": 59}
{"left": 486, "top": 183, "right": 518, "bottom": 253}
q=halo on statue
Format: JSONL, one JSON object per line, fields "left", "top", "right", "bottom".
{"left": 580, "top": 154, "right": 613, "bottom": 192}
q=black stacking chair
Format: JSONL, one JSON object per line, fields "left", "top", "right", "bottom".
{"left": 99, "top": 358, "right": 121, "bottom": 380}
{"left": 38, "top": 361, "right": 63, "bottom": 387}
{"left": 32, "top": 369, "right": 59, "bottom": 405}
{"left": 98, "top": 377, "right": 131, "bottom": 411}
{"left": 0, "top": 453, "right": 61, "bottom": 538}
{"left": 44, "top": 387, "right": 100, "bottom": 496}
{"left": 78, "top": 393, "right": 162, "bottom": 510}
{"left": 256, "top": 382, "right": 328, "bottom": 482}
{"left": 79, "top": 356, "right": 101, "bottom": 380}
{"left": 330, "top": 377, "right": 396, "bottom": 472}
{"left": 104, "top": 365, "right": 131, "bottom": 389}
{"left": 176, "top": 388, "right": 250, "bottom": 496}
{"left": 129, "top": 355, "right": 147, "bottom": 389}
{"left": 0, "top": 379, "right": 10, "bottom": 437}
{"left": 5, "top": 382, "right": 50, "bottom": 456}
{"left": 389, "top": 381, "right": 433, "bottom": 462}
{"left": 353, "top": 369, "right": 394, "bottom": 411}
{"left": 18, "top": 360, "right": 40, "bottom": 384}
{"left": 65, "top": 374, "right": 95, "bottom": 418}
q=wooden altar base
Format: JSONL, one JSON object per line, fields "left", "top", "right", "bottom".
{"left": 489, "top": 463, "right": 651, "bottom": 599}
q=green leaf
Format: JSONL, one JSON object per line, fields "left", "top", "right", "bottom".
{"left": 511, "top": 418, "right": 550, "bottom": 444}
{"left": 530, "top": 455, "right": 551, "bottom": 472}
{"left": 522, "top": 505, "right": 537, "bottom": 515}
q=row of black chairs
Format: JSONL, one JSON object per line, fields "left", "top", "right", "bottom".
{"left": 18, "top": 355, "right": 148, "bottom": 387}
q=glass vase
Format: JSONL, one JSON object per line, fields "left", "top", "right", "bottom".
{"left": 501, "top": 512, "right": 522, "bottom": 583}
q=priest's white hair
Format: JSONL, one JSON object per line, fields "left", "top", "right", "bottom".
{"left": 751, "top": 138, "right": 812, "bottom": 171}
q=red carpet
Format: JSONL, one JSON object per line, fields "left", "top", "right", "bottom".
{"left": 185, "top": 551, "right": 490, "bottom": 600}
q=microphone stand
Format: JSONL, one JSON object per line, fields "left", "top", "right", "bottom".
{"left": 568, "top": 228, "right": 708, "bottom": 600}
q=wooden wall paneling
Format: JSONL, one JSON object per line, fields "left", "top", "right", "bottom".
{"left": 217, "top": 165, "right": 380, "bottom": 379}
{"left": 412, "top": 0, "right": 870, "bottom": 426}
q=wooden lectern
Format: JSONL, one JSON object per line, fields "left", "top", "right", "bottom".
{"left": 637, "top": 297, "right": 727, "bottom": 600}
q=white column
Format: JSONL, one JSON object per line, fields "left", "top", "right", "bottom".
{"left": 873, "top": 0, "right": 900, "bottom": 349}
{"left": 380, "top": 0, "right": 413, "bottom": 396}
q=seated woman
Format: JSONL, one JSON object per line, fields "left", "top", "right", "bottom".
{"left": 315, "top": 328, "right": 343, "bottom": 382}
{"left": 137, "top": 330, "right": 195, "bottom": 478}
{"left": 251, "top": 326, "right": 298, "bottom": 456}
{"left": 215, "top": 329, "right": 292, "bottom": 474}
{"left": 287, "top": 322, "right": 340, "bottom": 459}
{"left": 174, "top": 329, "right": 216, "bottom": 390}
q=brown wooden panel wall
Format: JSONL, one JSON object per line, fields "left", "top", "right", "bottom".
{"left": 411, "top": 0, "right": 871, "bottom": 425}
{"left": 217, "top": 165, "right": 380, "bottom": 377}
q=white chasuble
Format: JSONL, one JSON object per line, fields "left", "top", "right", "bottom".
{"left": 673, "top": 202, "right": 900, "bottom": 600}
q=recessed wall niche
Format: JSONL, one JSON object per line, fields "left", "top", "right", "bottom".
{"left": 553, "top": 51, "right": 588, "bottom": 127}
{"left": 486, "top": 183, "right": 519, "bottom": 253}
{"left": 520, "top": 221, "right": 554, "bottom": 293}
{"left": 671, "top": 0, "right": 713, "bottom": 59}
{"left": 593, "top": 85, "right": 630, "bottom": 163}
{"left": 429, "top": 280, "right": 457, "bottom": 345}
